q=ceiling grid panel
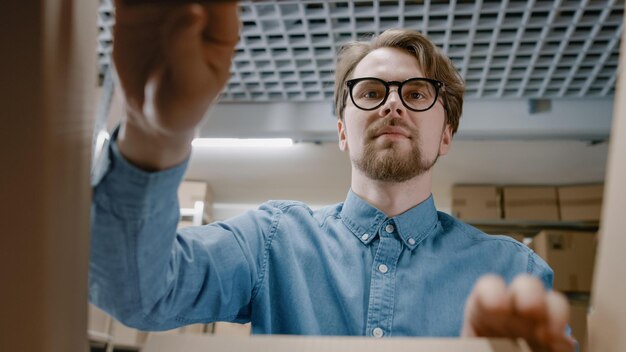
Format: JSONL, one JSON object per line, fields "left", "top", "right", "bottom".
{"left": 269, "top": 3, "right": 287, "bottom": 100}
{"left": 302, "top": 3, "right": 321, "bottom": 101}
{"left": 516, "top": 0, "right": 562, "bottom": 98}
{"left": 460, "top": 0, "right": 483, "bottom": 80}
{"left": 537, "top": 1, "right": 587, "bottom": 97}
{"left": 477, "top": 0, "right": 509, "bottom": 98}
{"left": 397, "top": 0, "right": 405, "bottom": 28}
{"left": 443, "top": 0, "right": 457, "bottom": 55}
{"left": 422, "top": 0, "right": 431, "bottom": 37}
{"left": 98, "top": 0, "right": 623, "bottom": 101}
{"left": 559, "top": 0, "right": 614, "bottom": 97}
{"left": 581, "top": 20, "right": 623, "bottom": 97}
{"left": 497, "top": 0, "right": 534, "bottom": 97}
{"left": 601, "top": 68, "right": 618, "bottom": 96}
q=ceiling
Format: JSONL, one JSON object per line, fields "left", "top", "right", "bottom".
{"left": 98, "top": 0, "right": 624, "bottom": 101}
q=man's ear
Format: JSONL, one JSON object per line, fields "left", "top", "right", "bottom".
{"left": 438, "top": 124, "right": 453, "bottom": 156}
{"left": 337, "top": 119, "right": 348, "bottom": 151}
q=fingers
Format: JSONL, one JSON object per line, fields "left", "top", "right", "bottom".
{"left": 511, "top": 274, "right": 548, "bottom": 322}
{"left": 546, "top": 291, "right": 569, "bottom": 335}
{"left": 162, "top": 4, "right": 207, "bottom": 67}
{"left": 462, "top": 275, "right": 512, "bottom": 337}
{"left": 203, "top": 2, "right": 240, "bottom": 47}
{"left": 463, "top": 274, "right": 576, "bottom": 352}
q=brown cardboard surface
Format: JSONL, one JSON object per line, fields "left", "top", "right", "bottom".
{"left": 588, "top": 10, "right": 626, "bottom": 352}
{"left": 179, "top": 181, "right": 209, "bottom": 209}
{"left": 532, "top": 231, "right": 597, "bottom": 293}
{"left": 179, "top": 180, "right": 214, "bottom": 223}
{"left": 213, "top": 322, "right": 252, "bottom": 336}
{"left": 0, "top": 0, "right": 96, "bottom": 351}
{"left": 503, "top": 233, "right": 526, "bottom": 243}
{"left": 88, "top": 304, "right": 112, "bottom": 337}
{"left": 112, "top": 322, "right": 148, "bottom": 349}
{"left": 558, "top": 184, "right": 604, "bottom": 222}
{"left": 569, "top": 300, "right": 589, "bottom": 352}
{"left": 143, "top": 335, "right": 531, "bottom": 352}
{"left": 503, "top": 186, "right": 559, "bottom": 221}
{"left": 452, "top": 185, "right": 501, "bottom": 220}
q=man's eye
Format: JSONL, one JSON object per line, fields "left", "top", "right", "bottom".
{"left": 363, "top": 91, "right": 380, "bottom": 99}
{"left": 406, "top": 91, "right": 425, "bottom": 100}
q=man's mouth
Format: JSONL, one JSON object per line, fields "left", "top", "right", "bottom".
{"left": 374, "top": 127, "right": 411, "bottom": 139}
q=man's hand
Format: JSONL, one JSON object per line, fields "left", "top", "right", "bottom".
{"left": 112, "top": 0, "right": 239, "bottom": 170}
{"left": 462, "top": 275, "right": 576, "bottom": 352}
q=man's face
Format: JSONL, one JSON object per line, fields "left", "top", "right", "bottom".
{"left": 338, "top": 47, "right": 452, "bottom": 183}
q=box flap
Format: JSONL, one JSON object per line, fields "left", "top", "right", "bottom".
{"left": 142, "top": 335, "right": 531, "bottom": 352}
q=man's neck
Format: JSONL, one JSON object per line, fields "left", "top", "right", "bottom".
{"left": 350, "top": 168, "right": 433, "bottom": 217}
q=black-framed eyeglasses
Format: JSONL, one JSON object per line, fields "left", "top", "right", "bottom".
{"left": 346, "top": 77, "right": 445, "bottom": 112}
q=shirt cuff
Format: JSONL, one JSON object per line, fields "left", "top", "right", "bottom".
{"left": 92, "top": 125, "right": 191, "bottom": 220}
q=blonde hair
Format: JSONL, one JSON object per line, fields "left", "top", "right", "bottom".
{"left": 334, "top": 29, "right": 465, "bottom": 134}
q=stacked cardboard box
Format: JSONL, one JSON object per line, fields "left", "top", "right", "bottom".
{"left": 558, "top": 184, "right": 603, "bottom": 222}
{"left": 531, "top": 230, "right": 597, "bottom": 293}
{"left": 502, "top": 186, "right": 560, "bottom": 221}
{"left": 502, "top": 233, "right": 526, "bottom": 243}
{"left": 452, "top": 185, "right": 501, "bottom": 220}
{"left": 452, "top": 184, "right": 603, "bottom": 222}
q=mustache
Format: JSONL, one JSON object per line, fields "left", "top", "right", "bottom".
{"left": 365, "top": 118, "right": 415, "bottom": 140}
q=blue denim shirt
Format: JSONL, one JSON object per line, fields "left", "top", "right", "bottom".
{"left": 89, "top": 136, "right": 553, "bottom": 337}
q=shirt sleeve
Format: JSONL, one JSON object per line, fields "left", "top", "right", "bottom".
{"left": 527, "top": 251, "right": 554, "bottom": 290}
{"left": 89, "top": 131, "right": 278, "bottom": 331}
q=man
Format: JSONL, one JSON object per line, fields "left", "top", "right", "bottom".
{"left": 90, "top": 2, "right": 575, "bottom": 351}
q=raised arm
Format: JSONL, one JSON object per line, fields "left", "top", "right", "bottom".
{"left": 89, "top": 1, "right": 266, "bottom": 331}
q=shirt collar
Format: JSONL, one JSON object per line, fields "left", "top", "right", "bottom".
{"left": 339, "top": 189, "right": 439, "bottom": 250}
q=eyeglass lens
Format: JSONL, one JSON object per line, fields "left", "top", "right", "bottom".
{"left": 351, "top": 79, "right": 437, "bottom": 111}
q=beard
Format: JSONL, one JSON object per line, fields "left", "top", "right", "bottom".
{"left": 352, "top": 118, "right": 439, "bottom": 183}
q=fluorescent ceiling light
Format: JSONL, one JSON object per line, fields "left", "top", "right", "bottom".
{"left": 191, "top": 138, "right": 294, "bottom": 148}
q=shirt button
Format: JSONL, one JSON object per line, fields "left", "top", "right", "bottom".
{"left": 385, "top": 224, "right": 394, "bottom": 233}
{"left": 361, "top": 233, "right": 369, "bottom": 241}
{"left": 372, "top": 327, "right": 384, "bottom": 338}
{"left": 378, "top": 264, "right": 388, "bottom": 274}
{"left": 408, "top": 238, "right": 416, "bottom": 245}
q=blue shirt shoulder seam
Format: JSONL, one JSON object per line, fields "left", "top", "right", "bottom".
{"left": 250, "top": 203, "right": 285, "bottom": 302}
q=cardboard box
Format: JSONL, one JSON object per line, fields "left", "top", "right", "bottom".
{"left": 452, "top": 185, "right": 501, "bottom": 220}
{"left": 88, "top": 304, "right": 113, "bottom": 344}
{"left": 558, "top": 184, "right": 604, "bottom": 222}
{"left": 0, "top": 1, "right": 97, "bottom": 351}
{"left": 213, "top": 322, "right": 252, "bottom": 336}
{"left": 532, "top": 231, "right": 597, "bottom": 293}
{"left": 179, "top": 180, "right": 214, "bottom": 224}
{"left": 588, "top": 19, "right": 626, "bottom": 351}
{"left": 569, "top": 300, "right": 589, "bottom": 352}
{"left": 143, "top": 334, "right": 532, "bottom": 352}
{"left": 150, "top": 324, "right": 212, "bottom": 337}
{"left": 503, "top": 186, "right": 559, "bottom": 221}
{"left": 112, "top": 321, "right": 149, "bottom": 349}
{"left": 179, "top": 181, "right": 209, "bottom": 209}
{"left": 503, "top": 233, "right": 526, "bottom": 244}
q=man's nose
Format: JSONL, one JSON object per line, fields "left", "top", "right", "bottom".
{"left": 381, "top": 88, "right": 404, "bottom": 116}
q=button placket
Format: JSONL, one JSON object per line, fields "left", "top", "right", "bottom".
{"left": 364, "top": 222, "right": 402, "bottom": 339}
